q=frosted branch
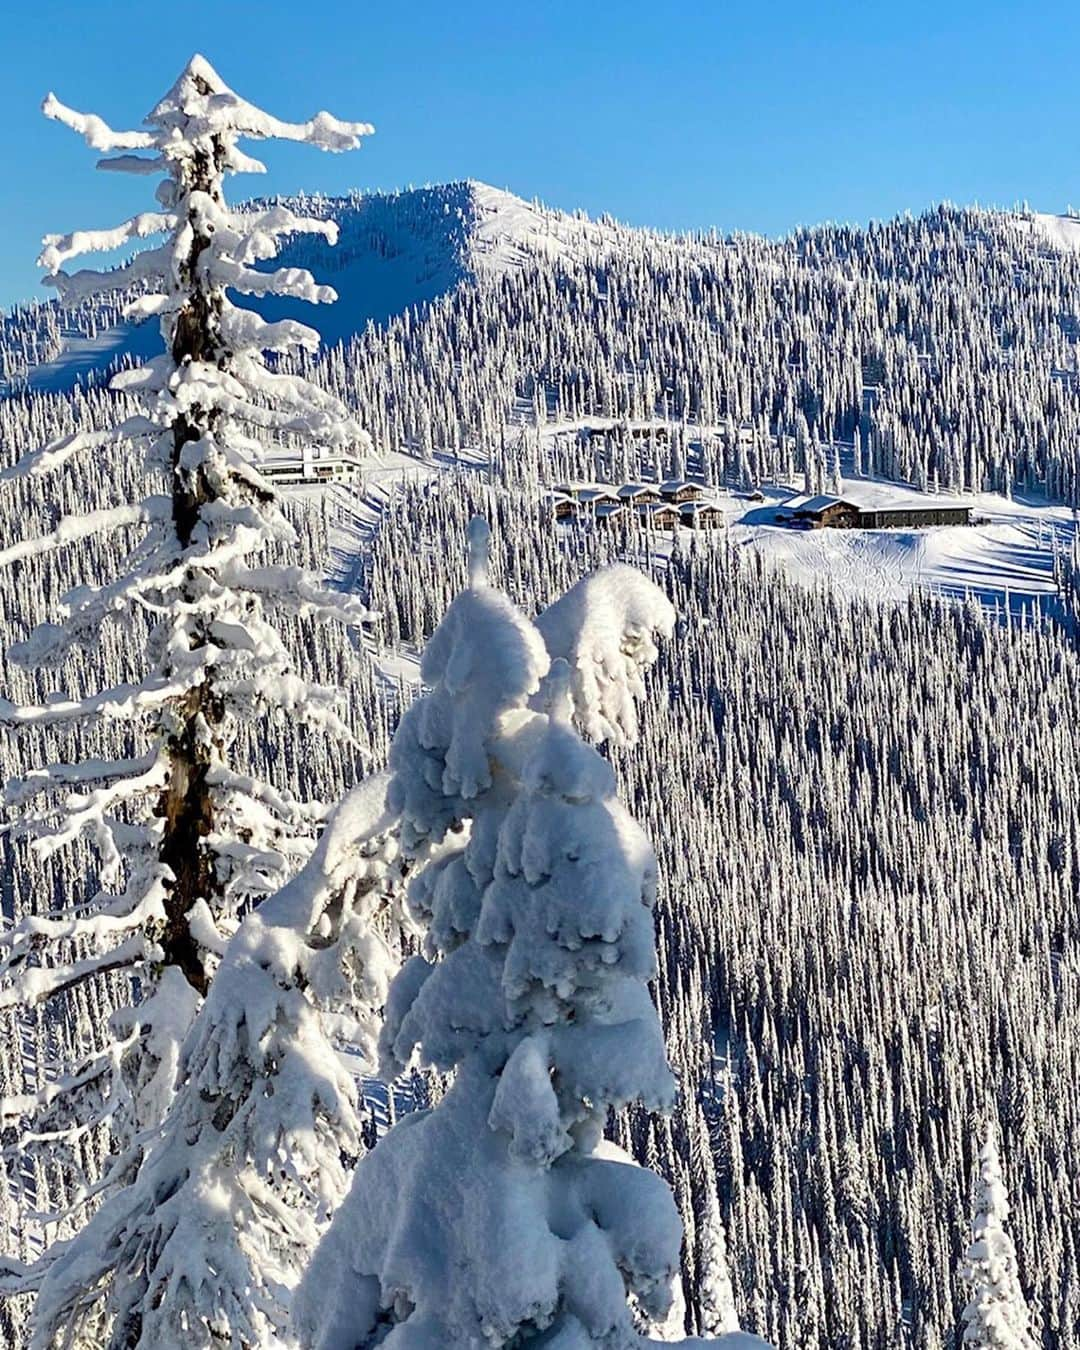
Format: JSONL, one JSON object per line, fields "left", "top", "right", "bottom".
{"left": 0, "top": 498, "right": 167, "bottom": 569}
{"left": 42, "top": 93, "right": 158, "bottom": 151}
{"left": 38, "top": 213, "right": 175, "bottom": 272}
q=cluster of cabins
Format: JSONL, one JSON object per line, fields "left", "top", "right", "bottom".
{"left": 549, "top": 480, "right": 727, "bottom": 530}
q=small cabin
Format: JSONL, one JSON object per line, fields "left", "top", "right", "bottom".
{"left": 578, "top": 487, "right": 620, "bottom": 509}
{"left": 636, "top": 502, "right": 681, "bottom": 530}
{"left": 789, "top": 496, "right": 862, "bottom": 529}
{"left": 594, "top": 501, "right": 626, "bottom": 525}
{"left": 660, "top": 479, "right": 705, "bottom": 505}
{"left": 549, "top": 494, "right": 577, "bottom": 521}
{"left": 679, "top": 501, "right": 726, "bottom": 529}
{"left": 618, "top": 483, "right": 663, "bottom": 505}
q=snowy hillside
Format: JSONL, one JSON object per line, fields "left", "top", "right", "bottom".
{"left": 1029, "top": 210, "right": 1080, "bottom": 255}
{"left": 1, "top": 181, "right": 617, "bottom": 395}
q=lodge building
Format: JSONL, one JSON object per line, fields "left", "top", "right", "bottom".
{"left": 787, "top": 495, "right": 973, "bottom": 530}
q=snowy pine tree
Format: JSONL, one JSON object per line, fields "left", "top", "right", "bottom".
{"left": 960, "top": 1126, "right": 1039, "bottom": 1350}
{"left": 27, "top": 774, "right": 400, "bottom": 1348}
{"left": 0, "top": 55, "right": 374, "bottom": 1329}
{"left": 293, "top": 519, "right": 766, "bottom": 1349}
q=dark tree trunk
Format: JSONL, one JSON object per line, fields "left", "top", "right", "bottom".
{"left": 154, "top": 110, "right": 228, "bottom": 997}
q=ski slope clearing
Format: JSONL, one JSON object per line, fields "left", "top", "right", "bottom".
{"left": 1029, "top": 211, "right": 1080, "bottom": 255}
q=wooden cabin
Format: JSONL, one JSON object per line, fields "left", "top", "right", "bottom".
{"left": 789, "top": 496, "right": 862, "bottom": 528}
{"left": 636, "top": 502, "right": 681, "bottom": 530}
{"left": 618, "top": 483, "right": 664, "bottom": 505}
{"left": 679, "top": 501, "right": 726, "bottom": 529}
{"left": 578, "top": 487, "right": 620, "bottom": 509}
{"left": 549, "top": 494, "right": 577, "bottom": 521}
{"left": 660, "top": 479, "right": 705, "bottom": 505}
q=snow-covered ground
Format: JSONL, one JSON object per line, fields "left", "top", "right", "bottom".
{"left": 730, "top": 480, "right": 1075, "bottom": 614}
{"left": 1029, "top": 211, "right": 1080, "bottom": 255}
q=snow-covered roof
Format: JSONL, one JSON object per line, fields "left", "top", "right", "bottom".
{"left": 785, "top": 482, "right": 974, "bottom": 514}
{"left": 787, "top": 494, "right": 850, "bottom": 514}
{"left": 617, "top": 483, "right": 661, "bottom": 499}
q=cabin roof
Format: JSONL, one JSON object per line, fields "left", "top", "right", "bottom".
{"left": 787, "top": 494, "right": 852, "bottom": 515}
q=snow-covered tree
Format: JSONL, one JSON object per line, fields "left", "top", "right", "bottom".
{"left": 293, "top": 519, "right": 766, "bottom": 1349}
{"left": 828, "top": 442, "right": 842, "bottom": 497}
{"left": 26, "top": 773, "right": 399, "bottom": 1349}
{"left": 0, "top": 54, "right": 373, "bottom": 1319}
{"left": 960, "top": 1126, "right": 1039, "bottom": 1350}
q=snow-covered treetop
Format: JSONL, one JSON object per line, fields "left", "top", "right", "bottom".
{"left": 961, "top": 1125, "right": 1038, "bottom": 1350}
{"left": 536, "top": 563, "right": 676, "bottom": 746}
{"left": 38, "top": 54, "right": 374, "bottom": 405}
{"left": 43, "top": 52, "right": 371, "bottom": 174}
{"left": 296, "top": 519, "right": 771, "bottom": 1348}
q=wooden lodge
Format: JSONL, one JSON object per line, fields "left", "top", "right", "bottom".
{"left": 787, "top": 495, "right": 973, "bottom": 530}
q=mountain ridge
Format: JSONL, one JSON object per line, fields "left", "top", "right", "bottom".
{"left": 4, "top": 182, "right": 1079, "bottom": 399}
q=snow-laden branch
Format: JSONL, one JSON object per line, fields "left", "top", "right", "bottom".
{"left": 38, "top": 212, "right": 175, "bottom": 272}
{"left": 206, "top": 257, "right": 337, "bottom": 304}
{"left": 0, "top": 418, "right": 157, "bottom": 483}
{"left": 0, "top": 498, "right": 167, "bottom": 569}
{"left": 42, "top": 92, "right": 157, "bottom": 152}
{"left": 219, "top": 562, "right": 376, "bottom": 625}
{"left": 26, "top": 756, "right": 169, "bottom": 882}
{"left": 0, "top": 666, "right": 205, "bottom": 728}
{"left": 0, "top": 870, "right": 167, "bottom": 974}
{"left": 0, "top": 933, "right": 151, "bottom": 1009}
{"left": 4, "top": 752, "right": 160, "bottom": 808}
{"left": 227, "top": 203, "right": 340, "bottom": 259}
{"left": 43, "top": 244, "right": 169, "bottom": 304}
{"left": 0, "top": 1033, "right": 140, "bottom": 1127}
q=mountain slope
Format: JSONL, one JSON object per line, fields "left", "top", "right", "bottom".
{"left": 1, "top": 181, "right": 617, "bottom": 396}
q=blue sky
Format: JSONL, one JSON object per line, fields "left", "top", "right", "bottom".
{"left": 1, "top": 0, "right": 1077, "bottom": 308}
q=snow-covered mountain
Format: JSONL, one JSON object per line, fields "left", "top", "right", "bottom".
{"left": 1, "top": 181, "right": 621, "bottom": 394}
